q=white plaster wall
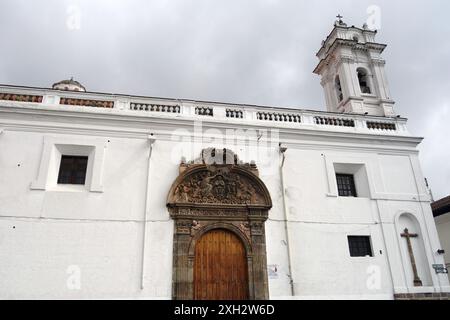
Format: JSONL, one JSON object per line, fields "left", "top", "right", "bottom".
{"left": 435, "top": 213, "right": 450, "bottom": 282}
{"left": 0, "top": 113, "right": 449, "bottom": 299}
{"left": 270, "top": 147, "right": 449, "bottom": 298}
{"left": 276, "top": 148, "right": 393, "bottom": 298}
{"left": 0, "top": 131, "right": 149, "bottom": 221}
{"left": 0, "top": 130, "right": 174, "bottom": 299}
{"left": 0, "top": 219, "right": 143, "bottom": 299}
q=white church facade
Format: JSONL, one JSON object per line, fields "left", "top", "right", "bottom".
{"left": 0, "top": 19, "right": 449, "bottom": 300}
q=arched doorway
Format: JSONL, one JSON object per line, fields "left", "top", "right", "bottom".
{"left": 167, "top": 149, "right": 272, "bottom": 300}
{"left": 194, "top": 229, "right": 249, "bottom": 300}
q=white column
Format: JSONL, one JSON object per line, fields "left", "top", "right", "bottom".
{"left": 371, "top": 60, "right": 391, "bottom": 100}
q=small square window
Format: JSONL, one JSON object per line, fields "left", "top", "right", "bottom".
{"left": 336, "top": 174, "right": 357, "bottom": 197}
{"left": 57, "top": 155, "right": 88, "bottom": 185}
{"left": 348, "top": 236, "right": 373, "bottom": 257}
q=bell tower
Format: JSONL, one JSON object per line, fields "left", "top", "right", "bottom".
{"left": 313, "top": 16, "right": 396, "bottom": 117}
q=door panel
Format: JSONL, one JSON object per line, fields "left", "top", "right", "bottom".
{"left": 194, "top": 229, "right": 249, "bottom": 300}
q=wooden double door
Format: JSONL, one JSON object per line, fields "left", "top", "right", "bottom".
{"left": 194, "top": 229, "right": 249, "bottom": 300}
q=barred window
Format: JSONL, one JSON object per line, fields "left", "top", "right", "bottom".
{"left": 336, "top": 174, "right": 357, "bottom": 197}
{"left": 57, "top": 155, "right": 88, "bottom": 185}
{"left": 348, "top": 236, "right": 373, "bottom": 257}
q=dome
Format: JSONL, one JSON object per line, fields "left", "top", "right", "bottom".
{"left": 52, "top": 77, "right": 86, "bottom": 92}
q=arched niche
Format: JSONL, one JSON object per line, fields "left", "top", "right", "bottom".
{"left": 356, "top": 67, "right": 372, "bottom": 94}
{"left": 335, "top": 75, "right": 343, "bottom": 102}
{"left": 396, "top": 212, "right": 432, "bottom": 287}
{"left": 167, "top": 150, "right": 272, "bottom": 300}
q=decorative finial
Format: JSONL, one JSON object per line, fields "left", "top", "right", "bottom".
{"left": 335, "top": 14, "right": 347, "bottom": 27}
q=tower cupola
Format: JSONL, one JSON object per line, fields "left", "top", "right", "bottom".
{"left": 52, "top": 77, "right": 86, "bottom": 92}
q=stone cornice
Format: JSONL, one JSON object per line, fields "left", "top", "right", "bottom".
{"left": 371, "top": 58, "right": 387, "bottom": 66}
{"left": 314, "top": 39, "right": 387, "bottom": 74}
{"left": 316, "top": 25, "right": 378, "bottom": 57}
{"left": 0, "top": 104, "right": 422, "bottom": 153}
{"left": 336, "top": 55, "right": 356, "bottom": 67}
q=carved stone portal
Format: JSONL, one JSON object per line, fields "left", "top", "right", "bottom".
{"left": 167, "top": 149, "right": 272, "bottom": 300}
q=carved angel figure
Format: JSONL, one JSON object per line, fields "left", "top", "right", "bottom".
{"left": 175, "top": 183, "right": 190, "bottom": 202}
{"left": 199, "top": 172, "right": 213, "bottom": 198}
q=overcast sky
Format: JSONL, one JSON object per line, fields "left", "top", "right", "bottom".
{"left": 0, "top": 0, "right": 449, "bottom": 200}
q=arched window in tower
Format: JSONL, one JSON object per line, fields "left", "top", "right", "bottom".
{"left": 357, "top": 68, "right": 371, "bottom": 94}
{"left": 335, "top": 76, "right": 343, "bottom": 103}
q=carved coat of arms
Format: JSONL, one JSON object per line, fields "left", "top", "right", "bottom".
{"left": 174, "top": 169, "right": 262, "bottom": 205}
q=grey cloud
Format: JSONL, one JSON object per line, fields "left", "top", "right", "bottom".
{"left": 0, "top": 0, "right": 449, "bottom": 199}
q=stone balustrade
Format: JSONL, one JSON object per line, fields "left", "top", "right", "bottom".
{"left": 130, "top": 102, "right": 180, "bottom": 113}
{"left": 226, "top": 109, "right": 244, "bottom": 119}
{"left": 195, "top": 106, "right": 214, "bottom": 116}
{"left": 0, "top": 92, "right": 43, "bottom": 103}
{"left": 366, "top": 121, "right": 397, "bottom": 131}
{"left": 257, "top": 111, "right": 301, "bottom": 123}
{"left": 314, "top": 116, "right": 355, "bottom": 127}
{"left": 60, "top": 97, "right": 114, "bottom": 108}
{"left": 0, "top": 85, "right": 407, "bottom": 135}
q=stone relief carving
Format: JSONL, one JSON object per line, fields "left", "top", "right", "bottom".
{"left": 172, "top": 208, "right": 248, "bottom": 218}
{"left": 238, "top": 221, "right": 251, "bottom": 240}
{"left": 190, "top": 220, "right": 202, "bottom": 236}
{"left": 175, "top": 220, "right": 192, "bottom": 235}
{"left": 250, "top": 221, "right": 264, "bottom": 236}
{"left": 173, "top": 169, "right": 264, "bottom": 205}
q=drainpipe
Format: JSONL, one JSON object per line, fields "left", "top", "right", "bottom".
{"left": 279, "top": 144, "right": 295, "bottom": 297}
{"left": 141, "top": 135, "right": 156, "bottom": 290}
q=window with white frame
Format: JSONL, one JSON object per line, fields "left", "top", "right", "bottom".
{"left": 334, "top": 163, "right": 370, "bottom": 198}
{"left": 31, "top": 136, "right": 106, "bottom": 192}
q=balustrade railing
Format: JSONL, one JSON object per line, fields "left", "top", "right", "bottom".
{"left": 314, "top": 116, "right": 355, "bottom": 127}
{"left": 366, "top": 121, "right": 396, "bottom": 131}
{"left": 257, "top": 111, "right": 301, "bottom": 123}
{"left": 195, "top": 106, "right": 214, "bottom": 116}
{"left": 0, "top": 92, "right": 43, "bottom": 103}
{"left": 60, "top": 97, "right": 114, "bottom": 108}
{"left": 130, "top": 102, "right": 180, "bottom": 113}
{"left": 0, "top": 86, "right": 406, "bottom": 135}
{"left": 226, "top": 109, "right": 244, "bottom": 119}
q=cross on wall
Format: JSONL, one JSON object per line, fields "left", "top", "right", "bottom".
{"left": 401, "top": 228, "right": 423, "bottom": 287}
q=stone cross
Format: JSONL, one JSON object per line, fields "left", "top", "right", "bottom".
{"left": 336, "top": 14, "right": 343, "bottom": 23}
{"left": 401, "top": 228, "right": 423, "bottom": 287}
